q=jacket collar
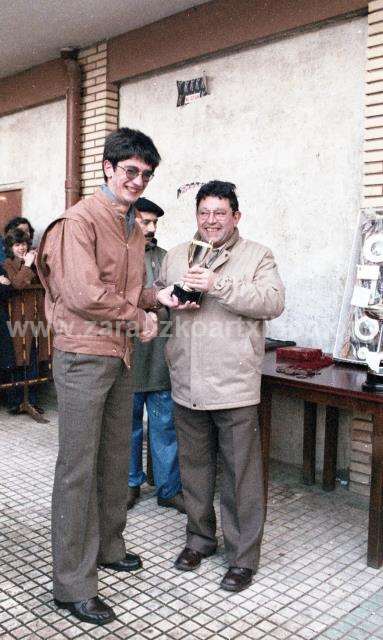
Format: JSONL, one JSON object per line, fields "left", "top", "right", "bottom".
{"left": 94, "top": 188, "right": 136, "bottom": 221}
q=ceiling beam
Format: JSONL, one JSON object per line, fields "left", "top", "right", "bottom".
{"left": 0, "top": 59, "right": 68, "bottom": 118}
{"left": 108, "top": 0, "right": 367, "bottom": 83}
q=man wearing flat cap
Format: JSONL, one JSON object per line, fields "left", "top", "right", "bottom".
{"left": 128, "top": 198, "right": 184, "bottom": 514}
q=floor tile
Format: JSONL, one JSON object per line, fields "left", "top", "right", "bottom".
{"left": 2, "top": 396, "right": 383, "bottom": 640}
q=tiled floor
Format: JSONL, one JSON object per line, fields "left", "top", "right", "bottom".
{"left": 1, "top": 389, "right": 383, "bottom": 640}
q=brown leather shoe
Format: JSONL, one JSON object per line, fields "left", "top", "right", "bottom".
{"left": 127, "top": 485, "right": 140, "bottom": 510}
{"left": 220, "top": 567, "right": 254, "bottom": 592}
{"left": 174, "top": 546, "right": 215, "bottom": 571}
{"left": 54, "top": 596, "right": 115, "bottom": 625}
{"left": 157, "top": 492, "right": 186, "bottom": 514}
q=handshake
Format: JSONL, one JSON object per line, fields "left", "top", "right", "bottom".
{"left": 139, "top": 311, "right": 159, "bottom": 343}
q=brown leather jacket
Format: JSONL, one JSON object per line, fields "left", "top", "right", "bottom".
{"left": 36, "top": 190, "right": 157, "bottom": 366}
{"left": 3, "top": 257, "right": 37, "bottom": 289}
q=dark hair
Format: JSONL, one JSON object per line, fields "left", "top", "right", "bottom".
{"left": 135, "top": 197, "right": 164, "bottom": 217}
{"left": 196, "top": 180, "right": 239, "bottom": 213}
{"left": 102, "top": 127, "right": 161, "bottom": 180}
{"left": 4, "top": 228, "right": 31, "bottom": 258}
{"left": 4, "top": 216, "right": 35, "bottom": 241}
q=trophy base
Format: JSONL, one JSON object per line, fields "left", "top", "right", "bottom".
{"left": 172, "top": 284, "right": 203, "bottom": 305}
{"left": 362, "top": 370, "right": 383, "bottom": 393}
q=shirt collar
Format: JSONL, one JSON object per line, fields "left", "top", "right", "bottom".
{"left": 101, "top": 183, "right": 116, "bottom": 202}
{"left": 101, "top": 183, "right": 136, "bottom": 234}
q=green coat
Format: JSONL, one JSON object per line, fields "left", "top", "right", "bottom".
{"left": 132, "top": 243, "right": 171, "bottom": 392}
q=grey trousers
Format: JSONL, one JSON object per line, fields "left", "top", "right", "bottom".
{"left": 52, "top": 349, "right": 133, "bottom": 601}
{"left": 174, "top": 403, "right": 264, "bottom": 571}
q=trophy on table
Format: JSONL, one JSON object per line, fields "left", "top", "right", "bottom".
{"left": 335, "top": 207, "right": 383, "bottom": 391}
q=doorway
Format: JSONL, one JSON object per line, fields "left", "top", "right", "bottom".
{"left": 0, "top": 189, "right": 22, "bottom": 235}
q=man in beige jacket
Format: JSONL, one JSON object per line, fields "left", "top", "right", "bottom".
{"left": 158, "top": 180, "right": 285, "bottom": 592}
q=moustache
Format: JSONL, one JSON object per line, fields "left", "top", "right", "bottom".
{"left": 145, "top": 232, "right": 155, "bottom": 238}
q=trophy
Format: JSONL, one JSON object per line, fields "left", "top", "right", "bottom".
{"left": 362, "top": 303, "right": 383, "bottom": 392}
{"left": 172, "top": 238, "right": 214, "bottom": 305}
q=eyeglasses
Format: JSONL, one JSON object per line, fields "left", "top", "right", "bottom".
{"left": 117, "top": 164, "right": 154, "bottom": 183}
{"left": 197, "top": 209, "right": 231, "bottom": 220}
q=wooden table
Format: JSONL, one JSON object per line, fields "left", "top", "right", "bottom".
{"left": 259, "top": 352, "right": 383, "bottom": 568}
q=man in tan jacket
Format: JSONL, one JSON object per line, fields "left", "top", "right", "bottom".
{"left": 158, "top": 180, "right": 285, "bottom": 592}
{"left": 37, "top": 128, "right": 175, "bottom": 625}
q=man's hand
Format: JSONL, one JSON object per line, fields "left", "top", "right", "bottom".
{"left": 157, "top": 284, "right": 180, "bottom": 308}
{"left": 175, "top": 299, "right": 200, "bottom": 311}
{"left": 24, "top": 250, "right": 36, "bottom": 268}
{"left": 157, "top": 285, "right": 200, "bottom": 311}
{"left": 182, "top": 265, "right": 216, "bottom": 292}
{"left": 139, "top": 311, "right": 158, "bottom": 343}
{"left": 0, "top": 275, "right": 10, "bottom": 285}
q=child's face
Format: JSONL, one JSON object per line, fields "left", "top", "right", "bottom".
{"left": 12, "top": 242, "right": 28, "bottom": 260}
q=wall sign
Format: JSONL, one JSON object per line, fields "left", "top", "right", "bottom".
{"left": 177, "top": 75, "right": 207, "bottom": 107}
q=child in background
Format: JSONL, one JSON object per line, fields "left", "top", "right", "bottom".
{"left": 3, "top": 228, "right": 43, "bottom": 415}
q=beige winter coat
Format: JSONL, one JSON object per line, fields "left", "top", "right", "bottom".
{"left": 158, "top": 232, "right": 285, "bottom": 410}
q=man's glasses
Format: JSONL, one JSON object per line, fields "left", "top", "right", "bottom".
{"left": 117, "top": 164, "right": 154, "bottom": 183}
{"left": 197, "top": 209, "right": 231, "bottom": 220}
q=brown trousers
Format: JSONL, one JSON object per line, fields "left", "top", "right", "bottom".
{"left": 174, "top": 403, "right": 264, "bottom": 571}
{"left": 52, "top": 350, "right": 133, "bottom": 601}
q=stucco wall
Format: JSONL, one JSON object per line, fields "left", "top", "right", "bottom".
{"left": 120, "top": 17, "right": 366, "bottom": 472}
{"left": 0, "top": 99, "right": 66, "bottom": 239}
{"left": 120, "top": 17, "right": 366, "bottom": 354}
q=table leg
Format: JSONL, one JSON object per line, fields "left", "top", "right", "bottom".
{"left": 368, "top": 410, "right": 383, "bottom": 568}
{"left": 258, "top": 383, "right": 272, "bottom": 517}
{"left": 303, "top": 401, "right": 317, "bottom": 485}
{"left": 322, "top": 406, "right": 339, "bottom": 492}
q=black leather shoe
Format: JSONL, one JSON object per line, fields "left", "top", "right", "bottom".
{"left": 54, "top": 596, "right": 115, "bottom": 625}
{"left": 127, "top": 485, "right": 140, "bottom": 510}
{"left": 157, "top": 492, "right": 186, "bottom": 514}
{"left": 99, "top": 552, "right": 143, "bottom": 572}
{"left": 174, "top": 546, "right": 215, "bottom": 571}
{"left": 220, "top": 567, "right": 254, "bottom": 592}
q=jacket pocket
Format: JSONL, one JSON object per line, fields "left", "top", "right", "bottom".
{"left": 100, "top": 281, "right": 117, "bottom": 292}
{"left": 249, "top": 328, "right": 265, "bottom": 373}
